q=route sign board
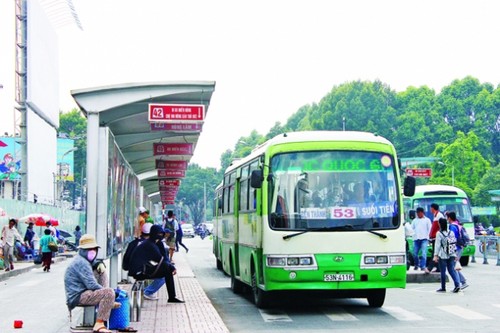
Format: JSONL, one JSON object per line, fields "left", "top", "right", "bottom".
{"left": 405, "top": 168, "right": 432, "bottom": 178}
{"left": 149, "top": 104, "right": 205, "bottom": 123}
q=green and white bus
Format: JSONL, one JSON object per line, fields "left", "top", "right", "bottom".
{"left": 403, "top": 184, "right": 476, "bottom": 266}
{"left": 212, "top": 131, "right": 415, "bottom": 308}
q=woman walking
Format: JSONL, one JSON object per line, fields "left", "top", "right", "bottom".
{"left": 433, "top": 218, "right": 461, "bottom": 293}
{"left": 39, "top": 229, "right": 56, "bottom": 272}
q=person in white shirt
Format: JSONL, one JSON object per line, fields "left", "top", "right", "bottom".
{"left": 1, "top": 218, "right": 23, "bottom": 271}
{"left": 412, "top": 207, "right": 432, "bottom": 272}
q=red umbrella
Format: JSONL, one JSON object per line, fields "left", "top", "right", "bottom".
{"left": 20, "top": 213, "right": 54, "bottom": 226}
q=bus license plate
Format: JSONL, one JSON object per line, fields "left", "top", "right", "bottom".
{"left": 324, "top": 273, "right": 354, "bottom": 282}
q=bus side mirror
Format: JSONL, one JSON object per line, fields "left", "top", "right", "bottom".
{"left": 250, "top": 170, "right": 263, "bottom": 189}
{"left": 403, "top": 176, "right": 416, "bottom": 197}
{"left": 409, "top": 210, "right": 416, "bottom": 220}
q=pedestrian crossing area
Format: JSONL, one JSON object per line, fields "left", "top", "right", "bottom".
{"left": 258, "top": 303, "right": 499, "bottom": 323}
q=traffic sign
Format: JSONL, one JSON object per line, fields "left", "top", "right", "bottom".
{"left": 405, "top": 168, "right": 432, "bottom": 178}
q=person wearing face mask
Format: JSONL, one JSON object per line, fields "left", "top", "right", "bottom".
{"left": 129, "top": 224, "right": 184, "bottom": 303}
{"left": 64, "top": 234, "right": 118, "bottom": 333}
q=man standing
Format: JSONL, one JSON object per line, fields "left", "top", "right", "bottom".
{"left": 1, "top": 218, "right": 23, "bottom": 271}
{"left": 447, "top": 211, "right": 469, "bottom": 289}
{"left": 134, "top": 207, "right": 149, "bottom": 238}
{"left": 411, "top": 207, "right": 432, "bottom": 272}
{"left": 428, "top": 203, "right": 445, "bottom": 273}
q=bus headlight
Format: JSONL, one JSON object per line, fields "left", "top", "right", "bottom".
{"left": 299, "top": 257, "right": 313, "bottom": 265}
{"left": 389, "top": 255, "right": 405, "bottom": 264}
{"left": 268, "top": 257, "right": 286, "bottom": 266}
{"left": 267, "top": 255, "right": 316, "bottom": 269}
{"left": 364, "top": 256, "right": 376, "bottom": 264}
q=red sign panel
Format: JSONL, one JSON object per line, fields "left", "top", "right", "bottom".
{"left": 163, "top": 200, "right": 175, "bottom": 205}
{"left": 161, "top": 196, "right": 176, "bottom": 202}
{"left": 155, "top": 160, "right": 188, "bottom": 170}
{"left": 153, "top": 143, "right": 193, "bottom": 156}
{"left": 149, "top": 104, "right": 205, "bottom": 123}
{"left": 405, "top": 168, "right": 432, "bottom": 178}
{"left": 158, "top": 170, "right": 186, "bottom": 178}
{"left": 150, "top": 123, "right": 203, "bottom": 132}
{"left": 159, "top": 179, "right": 181, "bottom": 187}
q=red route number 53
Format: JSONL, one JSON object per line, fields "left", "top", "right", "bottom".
{"left": 331, "top": 207, "right": 357, "bottom": 219}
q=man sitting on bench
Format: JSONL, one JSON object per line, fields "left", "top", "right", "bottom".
{"left": 128, "top": 225, "right": 184, "bottom": 303}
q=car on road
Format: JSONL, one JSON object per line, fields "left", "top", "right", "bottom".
{"left": 181, "top": 223, "right": 195, "bottom": 238}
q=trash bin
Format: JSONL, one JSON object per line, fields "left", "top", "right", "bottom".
{"left": 108, "top": 289, "right": 130, "bottom": 330}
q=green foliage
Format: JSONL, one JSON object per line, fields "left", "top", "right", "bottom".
{"left": 215, "top": 77, "right": 500, "bottom": 214}
{"left": 59, "top": 109, "right": 87, "bottom": 197}
{"left": 176, "top": 164, "right": 221, "bottom": 225}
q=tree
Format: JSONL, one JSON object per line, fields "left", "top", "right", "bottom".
{"left": 59, "top": 109, "right": 87, "bottom": 202}
{"left": 176, "top": 164, "right": 221, "bottom": 226}
{"left": 430, "top": 131, "right": 490, "bottom": 196}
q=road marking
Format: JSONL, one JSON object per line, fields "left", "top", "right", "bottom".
{"left": 383, "top": 306, "right": 424, "bottom": 321}
{"left": 18, "top": 280, "right": 41, "bottom": 287}
{"left": 259, "top": 309, "right": 293, "bottom": 322}
{"left": 323, "top": 307, "right": 358, "bottom": 321}
{"left": 437, "top": 305, "right": 492, "bottom": 320}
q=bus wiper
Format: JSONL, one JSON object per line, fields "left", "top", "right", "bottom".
{"left": 366, "top": 230, "right": 387, "bottom": 239}
{"left": 283, "top": 225, "right": 354, "bottom": 240}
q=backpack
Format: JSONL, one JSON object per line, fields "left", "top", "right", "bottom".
{"left": 122, "top": 238, "right": 141, "bottom": 271}
{"left": 450, "top": 223, "right": 470, "bottom": 247}
{"left": 440, "top": 231, "right": 457, "bottom": 256}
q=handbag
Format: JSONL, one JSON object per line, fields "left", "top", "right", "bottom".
{"left": 48, "top": 241, "right": 58, "bottom": 252}
{"left": 34, "top": 255, "right": 42, "bottom": 265}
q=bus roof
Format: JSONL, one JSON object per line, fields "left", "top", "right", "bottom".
{"left": 225, "top": 131, "right": 395, "bottom": 173}
{"left": 412, "top": 185, "right": 468, "bottom": 198}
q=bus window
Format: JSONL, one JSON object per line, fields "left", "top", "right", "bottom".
{"left": 268, "top": 150, "right": 399, "bottom": 231}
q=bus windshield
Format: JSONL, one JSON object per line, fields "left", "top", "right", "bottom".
{"left": 267, "top": 150, "right": 400, "bottom": 231}
{"left": 412, "top": 197, "right": 473, "bottom": 223}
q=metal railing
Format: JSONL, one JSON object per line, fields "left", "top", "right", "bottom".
{"left": 472, "top": 235, "right": 500, "bottom": 266}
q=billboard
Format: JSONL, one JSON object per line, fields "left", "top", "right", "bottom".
{"left": 0, "top": 138, "right": 21, "bottom": 181}
{"left": 27, "top": 0, "right": 59, "bottom": 127}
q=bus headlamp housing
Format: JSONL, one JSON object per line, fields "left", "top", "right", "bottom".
{"left": 361, "top": 253, "right": 405, "bottom": 268}
{"left": 267, "top": 255, "right": 317, "bottom": 270}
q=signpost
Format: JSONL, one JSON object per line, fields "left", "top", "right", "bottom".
{"left": 153, "top": 143, "right": 193, "bottom": 156}
{"left": 148, "top": 104, "right": 205, "bottom": 123}
{"left": 405, "top": 168, "right": 432, "bottom": 178}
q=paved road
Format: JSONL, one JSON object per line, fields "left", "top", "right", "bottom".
{"left": 185, "top": 236, "right": 500, "bottom": 333}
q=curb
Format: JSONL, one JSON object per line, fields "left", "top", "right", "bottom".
{"left": 0, "top": 253, "right": 72, "bottom": 282}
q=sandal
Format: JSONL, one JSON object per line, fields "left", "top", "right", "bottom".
{"left": 93, "top": 325, "right": 113, "bottom": 333}
{"left": 118, "top": 327, "right": 138, "bottom": 332}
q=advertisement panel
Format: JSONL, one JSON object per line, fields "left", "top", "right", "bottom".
{"left": 0, "top": 137, "right": 21, "bottom": 181}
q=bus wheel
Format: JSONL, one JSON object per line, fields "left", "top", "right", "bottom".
{"left": 459, "top": 256, "right": 469, "bottom": 267}
{"left": 252, "top": 269, "right": 271, "bottom": 308}
{"left": 367, "top": 289, "right": 386, "bottom": 308}
{"left": 230, "top": 260, "right": 244, "bottom": 294}
{"left": 216, "top": 258, "right": 223, "bottom": 270}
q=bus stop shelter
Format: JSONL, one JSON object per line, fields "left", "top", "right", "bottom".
{"left": 71, "top": 81, "right": 216, "bottom": 286}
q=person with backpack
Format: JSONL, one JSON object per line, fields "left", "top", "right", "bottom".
{"left": 162, "top": 210, "right": 178, "bottom": 262}
{"left": 447, "top": 211, "right": 469, "bottom": 289}
{"left": 433, "top": 218, "right": 461, "bottom": 293}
